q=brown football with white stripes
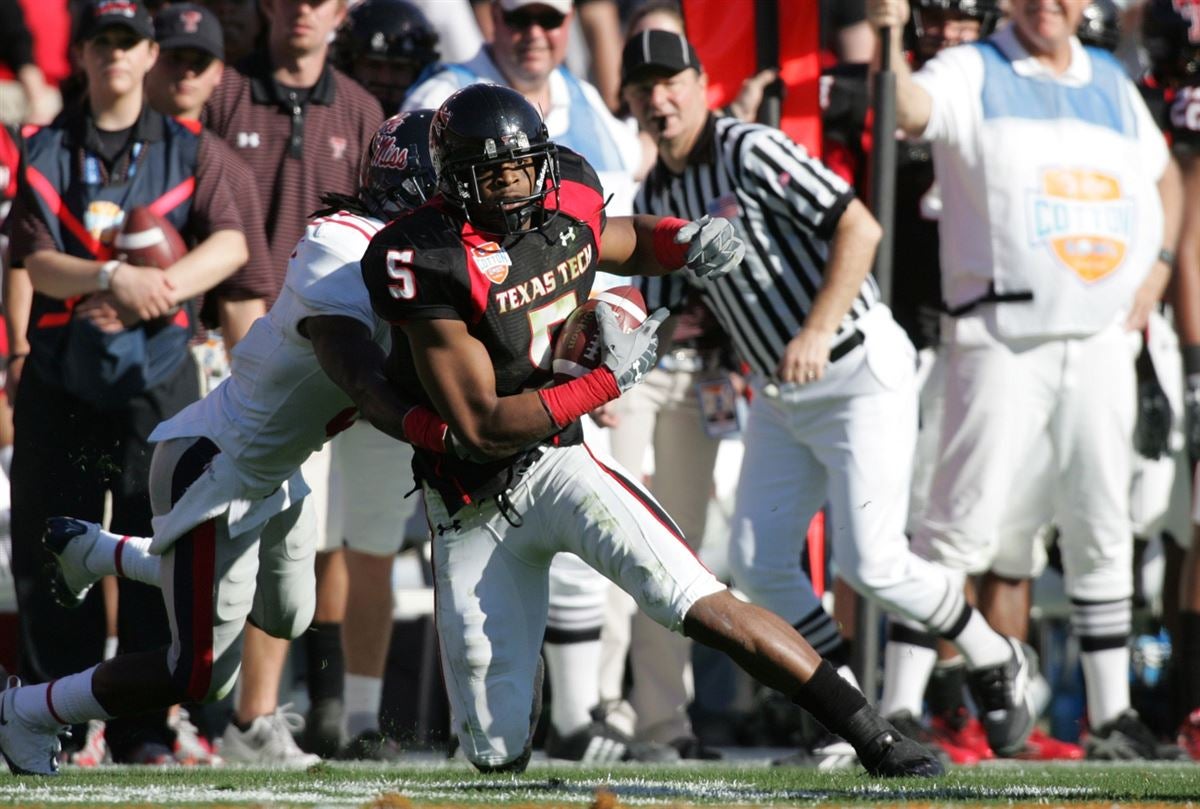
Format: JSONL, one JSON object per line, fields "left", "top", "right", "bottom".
{"left": 551, "top": 286, "right": 647, "bottom": 383}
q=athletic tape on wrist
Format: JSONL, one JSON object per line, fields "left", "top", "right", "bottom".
{"left": 652, "top": 217, "right": 691, "bottom": 270}
{"left": 538, "top": 368, "right": 620, "bottom": 428}
{"left": 401, "top": 406, "right": 448, "bottom": 453}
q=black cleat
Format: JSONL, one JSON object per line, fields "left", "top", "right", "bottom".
{"left": 859, "top": 727, "right": 945, "bottom": 778}
{"left": 967, "top": 638, "right": 1037, "bottom": 757}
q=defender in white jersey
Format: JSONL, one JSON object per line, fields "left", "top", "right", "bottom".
{"left": 867, "top": 0, "right": 1188, "bottom": 760}
{"left": 0, "top": 113, "right": 449, "bottom": 776}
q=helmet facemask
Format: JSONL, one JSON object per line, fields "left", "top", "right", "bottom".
{"left": 440, "top": 140, "right": 560, "bottom": 236}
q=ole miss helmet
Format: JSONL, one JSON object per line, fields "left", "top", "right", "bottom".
{"left": 359, "top": 110, "right": 438, "bottom": 220}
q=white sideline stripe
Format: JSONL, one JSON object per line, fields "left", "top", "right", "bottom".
{"left": 114, "top": 227, "right": 165, "bottom": 250}
{"left": 593, "top": 290, "right": 647, "bottom": 324}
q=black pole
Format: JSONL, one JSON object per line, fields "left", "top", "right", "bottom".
{"left": 853, "top": 25, "right": 900, "bottom": 704}
{"left": 754, "top": 0, "right": 782, "bottom": 127}
{"left": 870, "top": 28, "right": 898, "bottom": 303}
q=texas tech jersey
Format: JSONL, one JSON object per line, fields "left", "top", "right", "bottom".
{"left": 361, "top": 148, "right": 606, "bottom": 508}
{"left": 152, "top": 211, "right": 389, "bottom": 495}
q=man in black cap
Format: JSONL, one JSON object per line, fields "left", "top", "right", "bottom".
{"left": 147, "top": 3, "right": 227, "bottom": 121}
{"left": 1, "top": 0, "right": 257, "bottom": 772}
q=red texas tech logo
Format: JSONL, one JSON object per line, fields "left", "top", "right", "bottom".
{"left": 179, "top": 9, "right": 202, "bottom": 32}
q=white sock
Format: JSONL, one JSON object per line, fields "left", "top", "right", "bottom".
{"left": 544, "top": 640, "right": 601, "bottom": 736}
{"left": 102, "top": 635, "right": 118, "bottom": 661}
{"left": 836, "top": 664, "right": 862, "bottom": 692}
{"left": 951, "top": 609, "right": 1012, "bottom": 669}
{"left": 344, "top": 673, "right": 383, "bottom": 738}
{"left": 1081, "top": 647, "right": 1131, "bottom": 728}
{"left": 0, "top": 445, "right": 12, "bottom": 477}
{"left": 115, "top": 535, "right": 160, "bottom": 585}
{"left": 879, "top": 641, "right": 937, "bottom": 718}
{"left": 13, "top": 666, "right": 111, "bottom": 729}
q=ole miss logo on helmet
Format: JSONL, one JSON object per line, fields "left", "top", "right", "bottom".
{"left": 372, "top": 117, "right": 411, "bottom": 170}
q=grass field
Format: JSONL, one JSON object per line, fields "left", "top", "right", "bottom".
{"left": 1, "top": 757, "right": 1198, "bottom": 808}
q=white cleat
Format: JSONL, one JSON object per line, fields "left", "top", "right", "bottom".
{"left": 0, "top": 677, "right": 62, "bottom": 776}
{"left": 219, "top": 706, "right": 321, "bottom": 768}
{"left": 42, "top": 517, "right": 105, "bottom": 608}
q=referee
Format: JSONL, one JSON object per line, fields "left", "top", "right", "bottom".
{"left": 620, "top": 29, "right": 1036, "bottom": 760}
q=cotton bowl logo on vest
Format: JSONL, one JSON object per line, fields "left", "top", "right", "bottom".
{"left": 84, "top": 200, "right": 125, "bottom": 245}
{"left": 1025, "top": 167, "right": 1133, "bottom": 283}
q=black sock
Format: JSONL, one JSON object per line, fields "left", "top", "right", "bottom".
{"left": 1176, "top": 612, "right": 1200, "bottom": 713}
{"left": 791, "top": 660, "right": 867, "bottom": 739}
{"left": 927, "top": 658, "right": 968, "bottom": 725}
{"left": 306, "top": 621, "right": 345, "bottom": 703}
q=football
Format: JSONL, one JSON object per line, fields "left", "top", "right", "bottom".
{"left": 551, "top": 285, "right": 647, "bottom": 382}
{"left": 114, "top": 206, "right": 188, "bottom": 269}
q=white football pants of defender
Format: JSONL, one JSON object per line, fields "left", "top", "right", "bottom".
{"left": 913, "top": 312, "right": 1138, "bottom": 603}
{"left": 728, "top": 306, "right": 974, "bottom": 634}
{"left": 149, "top": 436, "right": 319, "bottom": 703}
{"left": 424, "top": 442, "right": 725, "bottom": 770}
{"left": 600, "top": 365, "right": 722, "bottom": 743}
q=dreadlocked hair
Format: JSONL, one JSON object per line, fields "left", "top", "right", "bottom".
{"left": 311, "top": 191, "right": 374, "bottom": 220}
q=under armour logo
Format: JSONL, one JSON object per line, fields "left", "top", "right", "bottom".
{"left": 559, "top": 227, "right": 575, "bottom": 247}
{"left": 436, "top": 520, "right": 462, "bottom": 536}
{"left": 236, "top": 132, "right": 261, "bottom": 148}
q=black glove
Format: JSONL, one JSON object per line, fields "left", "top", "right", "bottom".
{"left": 1185, "top": 373, "right": 1200, "bottom": 464}
{"left": 1134, "top": 342, "right": 1172, "bottom": 461}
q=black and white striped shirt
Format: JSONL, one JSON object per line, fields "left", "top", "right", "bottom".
{"left": 634, "top": 115, "right": 878, "bottom": 379}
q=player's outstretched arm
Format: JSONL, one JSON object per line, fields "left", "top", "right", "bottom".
{"left": 307, "top": 313, "right": 450, "bottom": 453}
{"left": 598, "top": 214, "right": 744, "bottom": 280}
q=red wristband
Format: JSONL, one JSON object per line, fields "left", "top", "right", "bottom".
{"left": 652, "top": 217, "right": 690, "bottom": 270}
{"left": 401, "top": 406, "right": 448, "bottom": 453}
{"left": 538, "top": 368, "right": 621, "bottom": 428}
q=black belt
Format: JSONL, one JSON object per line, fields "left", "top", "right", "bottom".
{"left": 943, "top": 283, "right": 1034, "bottom": 317}
{"left": 829, "top": 329, "right": 865, "bottom": 362}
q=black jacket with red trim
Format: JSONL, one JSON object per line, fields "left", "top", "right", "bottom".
{"left": 14, "top": 104, "right": 200, "bottom": 405}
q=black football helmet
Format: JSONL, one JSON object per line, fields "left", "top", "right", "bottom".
{"left": 1076, "top": 0, "right": 1120, "bottom": 52}
{"left": 334, "top": 0, "right": 440, "bottom": 109}
{"left": 1143, "top": 0, "right": 1200, "bottom": 86}
{"left": 360, "top": 110, "right": 437, "bottom": 220}
{"left": 909, "top": 0, "right": 1001, "bottom": 62}
{"left": 430, "top": 84, "right": 560, "bottom": 235}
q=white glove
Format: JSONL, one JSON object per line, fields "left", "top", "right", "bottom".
{"left": 596, "top": 303, "right": 668, "bottom": 393}
{"left": 675, "top": 215, "right": 745, "bottom": 281}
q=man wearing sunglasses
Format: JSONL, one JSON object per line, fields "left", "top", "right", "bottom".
{"left": 402, "top": 0, "right": 653, "bottom": 764}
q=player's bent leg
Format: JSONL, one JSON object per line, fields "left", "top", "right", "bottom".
{"left": 250, "top": 499, "right": 318, "bottom": 641}
{"left": 683, "top": 591, "right": 942, "bottom": 777}
{"left": 425, "top": 486, "right": 548, "bottom": 772}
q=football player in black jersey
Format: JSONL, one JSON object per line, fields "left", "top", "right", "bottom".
{"left": 359, "top": 83, "right": 942, "bottom": 777}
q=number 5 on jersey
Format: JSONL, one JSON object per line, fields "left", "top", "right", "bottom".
{"left": 387, "top": 249, "right": 417, "bottom": 300}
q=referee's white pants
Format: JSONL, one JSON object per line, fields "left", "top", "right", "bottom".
{"left": 424, "top": 442, "right": 724, "bottom": 770}
{"left": 729, "top": 313, "right": 970, "bottom": 634}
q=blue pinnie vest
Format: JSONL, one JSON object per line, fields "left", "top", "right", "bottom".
{"left": 21, "top": 106, "right": 197, "bottom": 408}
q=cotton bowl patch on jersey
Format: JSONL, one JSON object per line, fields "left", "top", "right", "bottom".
{"left": 551, "top": 286, "right": 646, "bottom": 382}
